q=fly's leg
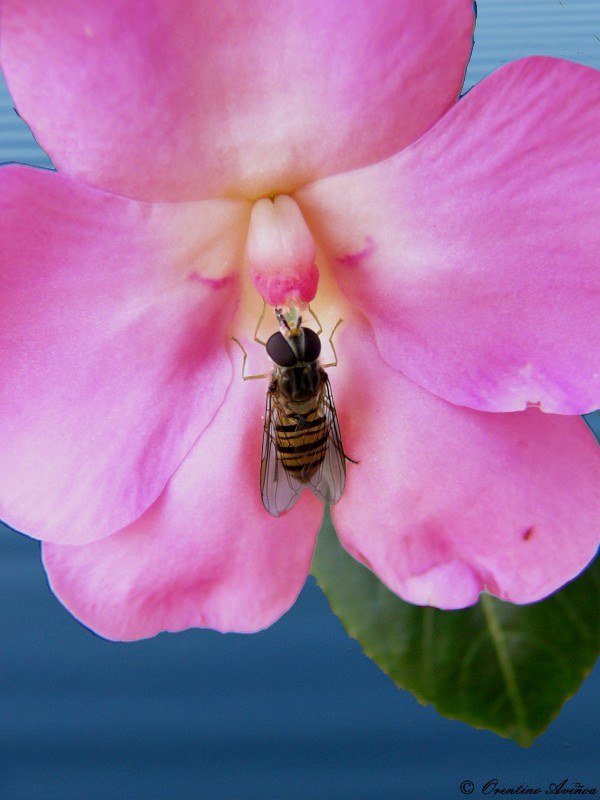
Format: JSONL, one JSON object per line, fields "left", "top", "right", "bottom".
{"left": 307, "top": 306, "right": 342, "bottom": 367}
{"left": 230, "top": 337, "right": 270, "bottom": 380}
{"left": 253, "top": 300, "right": 268, "bottom": 346}
{"left": 321, "top": 318, "right": 343, "bottom": 369}
{"left": 231, "top": 301, "right": 273, "bottom": 379}
{"left": 307, "top": 305, "right": 323, "bottom": 336}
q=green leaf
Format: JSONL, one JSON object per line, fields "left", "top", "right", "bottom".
{"left": 310, "top": 511, "right": 600, "bottom": 746}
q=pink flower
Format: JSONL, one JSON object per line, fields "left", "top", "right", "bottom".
{"left": 1, "top": 0, "right": 599, "bottom": 641}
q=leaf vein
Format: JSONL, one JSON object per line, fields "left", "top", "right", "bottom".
{"left": 480, "top": 596, "right": 530, "bottom": 735}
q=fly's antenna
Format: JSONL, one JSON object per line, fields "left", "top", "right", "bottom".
{"left": 275, "top": 307, "right": 290, "bottom": 332}
{"left": 275, "top": 305, "right": 303, "bottom": 338}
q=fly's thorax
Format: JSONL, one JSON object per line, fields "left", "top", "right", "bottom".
{"left": 271, "top": 362, "right": 324, "bottom": 406}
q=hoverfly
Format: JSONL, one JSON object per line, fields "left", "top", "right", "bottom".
{"left": 233, "top": 306, "right": 349, "bottom": 517}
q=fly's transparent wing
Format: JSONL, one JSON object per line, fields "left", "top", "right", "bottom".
{"left": 260, "top": 389, "right": 305, "bottom": 516}
{"left": 305, "top": 376, "right": 347, "bottom": 505}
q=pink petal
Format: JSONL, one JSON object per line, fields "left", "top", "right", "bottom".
{"left": 298, "top": 57, "right": 600, "bottom": 413}
{"left": 42, "top": 368, "right": 322, "bottom": 640}
{"left": 332, "top": 319, "right": 600, "bottom": 609}
{"left": 0, "top": 166, "right": 249, "bottom": 544}
{"left": 1, "top": 0, "right": 475, "bottom": 201}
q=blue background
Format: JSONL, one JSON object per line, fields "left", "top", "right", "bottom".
{"left": 1, "top": 2, "right": 599, "bottom": 798}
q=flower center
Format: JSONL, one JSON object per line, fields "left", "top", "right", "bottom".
{"left": 246, "top": 195, "right": 319, "bottom": 307}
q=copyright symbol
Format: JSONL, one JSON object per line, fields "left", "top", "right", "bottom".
{"left": 461, "top": 780, "right": 475, "bottom": 794}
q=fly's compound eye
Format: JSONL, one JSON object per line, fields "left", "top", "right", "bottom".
{"left": 302, "top": 327, "right": 321, "bottom": 362}
{"left": 266, "top": 331, "right": 297, "bottom": 367}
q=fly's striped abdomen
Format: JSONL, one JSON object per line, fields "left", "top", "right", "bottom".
{"left": 275, "top": 405, "right": 329, "bottom": 480}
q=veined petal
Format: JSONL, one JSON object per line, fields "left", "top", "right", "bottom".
{"left": 1, "top": 0, "right": 475, "bottom": 201}
{"left": 42, "top": 368, "right": 322, "bottom": 640}
{"left": 298, "top": 57, "right": 600, "bottom": 413}
{"left": 332, "top": 321, "right": 600, "bottom": 609}
{"left": 0, "top": 166, "right": 250, "bottom": 544}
